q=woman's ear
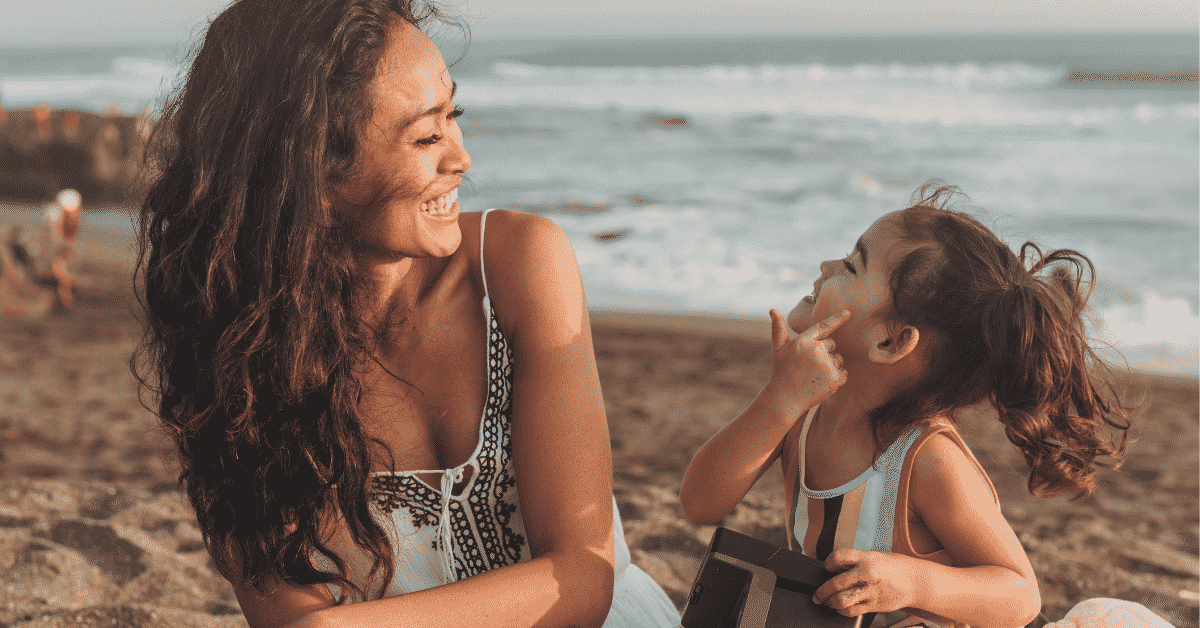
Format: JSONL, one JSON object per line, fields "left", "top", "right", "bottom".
{"left": 868, "top": 323, "right": 920, "bottom": 365}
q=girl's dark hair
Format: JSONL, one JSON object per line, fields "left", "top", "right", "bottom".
{"left": 869, "top": 184, "right": 1131, "bottom": 502}
{"left": 133, "top": 0, "right": 460, "bottom": 600}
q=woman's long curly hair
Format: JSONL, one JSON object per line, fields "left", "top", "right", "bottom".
{"left": 868, "top": 184, "right": 1132, "bottom": 502}
{"left": 133, "top": 0, "right": 459, "bottom": 600}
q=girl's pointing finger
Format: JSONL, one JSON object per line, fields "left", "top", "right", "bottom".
{"left": 810, "top": 309, "right": 851, "bottom": 339}
{"left": 769, "top": 308, "right": 792, "bottom": 348}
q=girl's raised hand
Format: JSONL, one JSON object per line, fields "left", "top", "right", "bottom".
{"left": 813, "top": 548, "right": 915, "bottom": 617}
{"left": 765, "top": 308, "right": 850, "bottom": 410}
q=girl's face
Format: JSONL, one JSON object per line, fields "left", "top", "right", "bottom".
{"left": 787, "top": 212, "right": 907, "bottom": 355}
{"left": 334, "top": 19, "right": 471, "bottom": 260}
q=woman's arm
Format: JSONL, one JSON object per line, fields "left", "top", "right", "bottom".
{"left": 680, "top": 309, "right": 850, "bottom": 525}
{"left": 486, "top": 210, "right": 617, "bottom": 626}
{"left": 244, "top": 545, "right": 611, "bottom": 628}
{"left": 813, "top": 433, "right": 1041, "bottom": 628}
{"left": 240, "top": 211, "right": 615, "bottom": 628}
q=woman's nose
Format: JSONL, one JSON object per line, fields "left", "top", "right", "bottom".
{"left": 444, "top": 129, "right": 471, "bottom": 175}
{"left": 819, "top": 259, "right": 837, "bottom": 277}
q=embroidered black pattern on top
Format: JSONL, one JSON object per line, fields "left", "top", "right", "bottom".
{"left": 369, "top": 300, "right": 528, "bottom": 581}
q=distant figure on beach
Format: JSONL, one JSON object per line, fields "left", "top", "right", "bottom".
{"left": 33, "top": 104, "right": 51, "bottom": 142}
{"left": 680, "top": 185, "right": 1159, "bottom": 628}
{"left": 0, "top": 225, "right": 54, "bottom": 318}
{"left": 0, "top": 188, "right": 82, "bottom": 315}
{"left": 92, "top": 122, "right": 124, "bottom": 182}
{"left": 39, "top": 188, "right": 82, "bottom": 309}
{"left": 6, "top": 225, "right": 34, "bottom": 276}
{"left": 63, "top": 111, "right": 81, "bottom": 141}
{"left": 133, "top": 1, "right": 678, "bottom": 628}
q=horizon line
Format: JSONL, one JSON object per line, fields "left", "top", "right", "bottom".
{"left": 0, "top": 26, "right": 1196, "bottom": 50}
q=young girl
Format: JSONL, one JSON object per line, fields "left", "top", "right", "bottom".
{"left": 680, "top": 185, "right": 1140, "bottom": 628}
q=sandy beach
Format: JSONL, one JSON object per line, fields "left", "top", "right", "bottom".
{"left": 0, "top": 221, "right": 1195, "bottom": 627}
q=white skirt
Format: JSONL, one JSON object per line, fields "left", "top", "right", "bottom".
{"left": 607, "top": 501, "right": 681, "bottom": 627}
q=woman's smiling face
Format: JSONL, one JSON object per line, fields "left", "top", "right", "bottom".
{"left": 787, "top": 212, "right": 907, "bottom": 354}
{"left": 335, "top": 18, "right": 471, "bottom": 261}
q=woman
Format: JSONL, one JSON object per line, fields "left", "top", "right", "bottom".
{"left": 134, "top": 1, "right": 680, "bottom": 627}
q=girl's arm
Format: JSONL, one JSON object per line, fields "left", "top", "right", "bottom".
{"left": 813, "top": 433, "right": 1041, "bottom": 628}
{"left": 244, "top": 211, "right": 616, "bottom": 628}
{"left": 680, "top": 308, "right": 850, "bottom": 525}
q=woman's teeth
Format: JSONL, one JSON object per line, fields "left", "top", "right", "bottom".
{"left": 422, "top": 188, "right": 458, "bottom": 215}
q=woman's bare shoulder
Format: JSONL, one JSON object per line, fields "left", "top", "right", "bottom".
{"left": 478, "top": 208, "right": 566, "bottom": 249}
{"left": 472, "top": 209, "right": 584, "bottom": 343}
{"left": 456, "top": 208, "right": 565, "bottom": 269}
{"left": 475, "top": 209, "right": 576, "bottom": 284}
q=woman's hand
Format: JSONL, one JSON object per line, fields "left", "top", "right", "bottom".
{"left": 813, "top": 549, "right": 915, "bottom": 617}
{"left": 764, "top": 308, "right": 850, "bottom": 411}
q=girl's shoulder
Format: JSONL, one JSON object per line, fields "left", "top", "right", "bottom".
{"left": 903, "top": 420, "right": 999, "bottom": 514}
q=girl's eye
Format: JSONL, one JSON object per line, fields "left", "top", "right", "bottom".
{"left": 450, "top": 105, "right": 465, "bottom": 119}
{"left": 843, "top": 259, "right": 856, "bottom": 274}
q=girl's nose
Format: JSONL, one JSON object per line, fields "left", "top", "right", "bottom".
{"left": 819, "top": 259, "right": 837, "bottom": 277}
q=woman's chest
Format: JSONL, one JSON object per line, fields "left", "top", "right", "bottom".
{"left": 358, "top": 294, "right": 493, "bottom": 473}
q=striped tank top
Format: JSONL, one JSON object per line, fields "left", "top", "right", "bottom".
{"left": 788, "top": 405, "right": 1002, "bottom": 628}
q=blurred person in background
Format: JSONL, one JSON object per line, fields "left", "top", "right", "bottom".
{"left": 39, "top": 188, "right": 82, "bottom": 309}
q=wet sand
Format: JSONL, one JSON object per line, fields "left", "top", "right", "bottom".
{"left": 0, "top": 228, "right": 1195, "bottom": 627}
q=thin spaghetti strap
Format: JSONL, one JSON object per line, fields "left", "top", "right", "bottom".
{"left": 480, "top": 208, "right": 495, "bottom": 300}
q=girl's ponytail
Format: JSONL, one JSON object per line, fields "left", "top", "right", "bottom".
{"left": 880, "top": 185, "right": 1134, "bottom": 502}
{"left": 979, "top": 244, "right": 1130, "bottom": 501}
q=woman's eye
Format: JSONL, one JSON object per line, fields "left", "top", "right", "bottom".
{"left": 843, "top": 259, "right": 856, "bottom": 274}
{"left": 416, "top": 107, "right": 463, "bottom": 146}
{"left": 416, "top": 133, "right": 442, "bottom": 146}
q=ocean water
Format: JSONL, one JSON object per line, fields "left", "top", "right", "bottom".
{"left": 1, "top": 33, "right": 1196, "bottom": 376}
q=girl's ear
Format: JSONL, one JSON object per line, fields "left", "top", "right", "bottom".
{"left": 868, "top": 323, "right": 920, "bottom": 365}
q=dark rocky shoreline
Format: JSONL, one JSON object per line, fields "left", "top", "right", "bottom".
{"left": 0, "top": 107, "right": 146, "bottom": 207}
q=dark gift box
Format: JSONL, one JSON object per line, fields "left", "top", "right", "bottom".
{"left": 681, "top": 527, "right": 875, "bottom": 628}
